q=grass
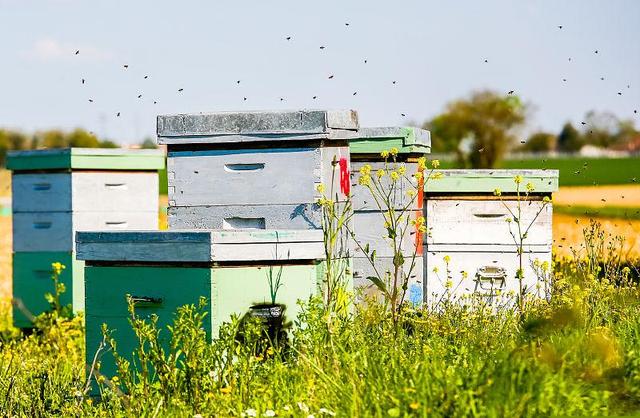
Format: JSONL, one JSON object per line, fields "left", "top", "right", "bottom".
{"left": 437, "top": 156, "right": 640, "bottom": 187}
{"left": 555, "top": 205, "right": 640, "bottom": 220}
{"left": 0, "top": 221, "right": 639, "bottom": 416}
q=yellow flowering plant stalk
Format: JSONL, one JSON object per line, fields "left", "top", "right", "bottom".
{"left": 315, "top": 157, "right": 353, "bottom": 320}
{"left": 351, "top": 148, "right": 440, "bottom": 327}
{"left": 493, "top": 176, "right": 552, "bottom": 312}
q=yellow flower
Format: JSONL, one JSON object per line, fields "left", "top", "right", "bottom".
{"left": 380, "top": 150, "right": 389, "bottom": 159}
{"left": 397, "top": 165, "right": 406, "bottom": 175}
{"left": 390, "top": 171, "right": 400, "bottom": 181}
{"left": 376, "top": 169, "right": 385, "bottom": 179}
{"left": 414, "top": 171, "right": 423, "bottom": 181}
{"left": 443, "top": 255, "right": 451, "bottom": 263}
{"left": 493, "top": 188, "right": 502, "bottom": 196}
{"left": 543, "top": 196, "right": 552, "bottom": 203}
{"left": 316, "top": 183, "right": 325, "bottom": 194}
{"left": 526, "top": 182, "right": 535, "bottom": 192}
{"left": 266, "top": 346, "right": 275, "bottom": 356}
{"left": 406, "top": 189, "right": 417, "bottom": 198}
{"left": 417, "top": 157, "right": 427, "bottom": 171}
{"left": 461, "top": 271, "right": 468, "bottom": 279}
{"left": 51, "top": 262, "right": 65, "bottom": 275}
{"left": 409, "top": 402, "right": 419, "bottom": 410}
{"left": 111, "top": 376, "right": 119, "bottom": 383}
{"left": 431, "top": 159, "right": 440, "bottom": 168}
{"left": 358, "top": 175, "right": 371, "bottom": 186}
{"left": 445, "top": 279, "right": 453, "bottom": 289}
{"left": 390, "top": 147, "right": 399, "bottom": 156}
{"left": 514, "top": 174, "right": 523, "bottom": 184}
{"left": 429, "top": 172, "right": 443, "bottom": 180}
{"left": 432, "top": 267, "right": 439, "bottom": 273}
{"left": 359, "top": 164, "right": 372, "bottom": 176}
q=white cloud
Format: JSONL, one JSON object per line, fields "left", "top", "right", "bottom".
{"left": 23, "top": 38, "right": 113, "bottom": 61}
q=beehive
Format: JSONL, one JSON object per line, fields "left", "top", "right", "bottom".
{"left": 77, "top": 229, "right": 325, "bottom": 383}
{"left": 7, "top": 148, "right": 165, "bottom": 327}
{"left": 423, "top": 169, "right": 559, "bottom": 305}
{"left": 349, "top": 127, "right": 431, "bottom": 304}
{"left": 157, "top": 110, "right": 357, "bottom": 230}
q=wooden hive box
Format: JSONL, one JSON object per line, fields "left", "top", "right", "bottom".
{"left": 158, "top": 110, "right": 358, "bottom": 230}
{"left": 349, "top": 127, "right": 431, "bottom": 304}
{"left": 7, "top": 148, "right": 165, "bottom": 328}
{"left": 76, "top": 229, "right": 326, "bottom": 384}
{"left": 423, "top": 169, "right": 559, "bottom": 306}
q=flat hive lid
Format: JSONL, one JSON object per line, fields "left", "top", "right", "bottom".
{"left": 76, "top": 229, "right": 324, "bottom": 263}
{"left": 350, "top": 127, "right": 431, "bottom": 155}
{"left": 425, "top": 169, "right": 559, "bottom": 193}
{"left": 7, "top": 148, "right": 165, "bottom": 171}
{"left": 157, "top": 109, "right": 359, "bottom": 145}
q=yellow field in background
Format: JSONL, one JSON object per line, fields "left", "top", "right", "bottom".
{"left": 554, "top": 184, "right": 640, "bottom": 207}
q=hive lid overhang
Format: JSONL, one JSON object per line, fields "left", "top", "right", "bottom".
{"left": 350, "top": 127, "right": 431, "bottom": 155}
{"left": 157, "top": 109, "right": 359, "bottom": 145}
{"left": 7, "top": 148, "right": 165, "bottom": 171}
{"left": 76, "top": 229, "right": 325, "bottom": 263}
{"left": 424, "top": 169, "right": 559, "bottom": 194}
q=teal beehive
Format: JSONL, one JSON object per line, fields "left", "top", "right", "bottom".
{"left": 8, "top": 148, "right": 165, "bottom": 328}
{"left": 76, "top": 229, "right": 327, "bottom": 385}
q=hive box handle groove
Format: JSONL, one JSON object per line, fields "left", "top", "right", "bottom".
{"left": 223, "top": 163, "right": 265, "bottom": 172}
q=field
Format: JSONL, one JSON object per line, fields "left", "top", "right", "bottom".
{"left": 438, "top": 156, "right": 640, "bottom": 187}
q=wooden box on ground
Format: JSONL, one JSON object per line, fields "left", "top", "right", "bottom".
{"left": 76, "top": 229, "right": 326, "bottom": 382}
{"left": 424, "top": 169, "right": 559, "bottom": 306}
{"left": 349, "top": 127, "right": 430, "bottom": 304}
{"left": 7, "top": 148, "right": 165, "bottom": 328}
{"left": 158, "top": 110, "right": 358, "bottom": 230}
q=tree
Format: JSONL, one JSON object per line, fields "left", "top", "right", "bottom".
{"left": 67, "top": 128, "right": 100, "bottom": 148}
{"left": 98, "top": 140, "right": 119, "bottom": 148}
{"left": 424, "top": 90, "right": 526, "bottom": 168}
{"left": 0, "top": 130, "right": 29, "bottom": 166}
{"left": 521, "top": 132, "right": 557, "bottom": 153}
{"left": 140, "top": 138, "right": 158, "bottom": 149}
{"left": 557, "top": 122, "right": 583, "bottom": 152}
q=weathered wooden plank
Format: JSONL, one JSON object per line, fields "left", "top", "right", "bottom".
{"left": 7, "top": 148, "right": 165, "bottom": 171}
{"left": 424, "top": 249, "right": 551, "bottom": 305}
{"left": 350, "top": 127, "right": 431, "bottom": 155}
{"left": 168, "top": 204, "right": 322, "bottom": 230}
{"left": 13, "top": 211, "right": 158, "bottom": 252}
{"left": 12, "top": 172, "right": 158, "bottom": 213}
{"left": 76, "top": 230, "right": 325, "bottom": 262}
{"left": 167, "top": 147, "right": 321, "bottom": 207}
{"left": 424, "top": 169, "right": 559, "bottom": 194}
{"left": 12, "top": 173, "right": 72, "bottom": 212}
{"left": 425, "top": 199, "right": 552, "bottom": 246}
{"left": 352, "top": 210, "right": 421, "bottom": 257}
{"left": 157, "top": 110, "right": 359, "bottom": 141}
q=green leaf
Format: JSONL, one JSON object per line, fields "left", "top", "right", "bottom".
{"left": 365, "top": 276, "right": 387, "bottom": 294}
{"left": 387, "top": 407, "right": 400, "bottom": 417}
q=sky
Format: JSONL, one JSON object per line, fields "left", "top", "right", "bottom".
{"left": 0, "top": 0, "right": 638, "bottom": 145}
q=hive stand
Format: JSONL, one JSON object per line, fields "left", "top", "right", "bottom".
{"left": 349, "top": 127, "right": 431, "bottom": 304}
{"left": 157, "top": 110, "right": 358, "bottom": 230}
{"left": 423, "top": 169, "right": 559, "bottom": 306}
{"left": 77, "top": 229, "right": 325, "bottom": 386}
{"left": 7, "top": 148, "right": 165, "bottom": 328}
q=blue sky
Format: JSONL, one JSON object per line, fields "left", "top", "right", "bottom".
{"left": 0, "top": 0, "right": 638, "bottom": 144}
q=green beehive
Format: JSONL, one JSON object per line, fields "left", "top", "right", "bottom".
{"left": 349, "top": 127, "right": 430, "bottom": 304}
{"left": 8, "top": 148, "right": 165, "bottom": 328}
{"left": 76, "top": 229, "right": 327, "bottom": 383}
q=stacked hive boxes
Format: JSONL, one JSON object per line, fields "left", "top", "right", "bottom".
{"left": 7, "top": 148, "right": 165, "bottom": 328}
{"left": 79, "top": 110, "right": 358, "bottom": 383}
{"left": 423, "top": 169, "right": 559, "bottom": 305}
{"left": 159, "top": 110, "right": 357, "bottom": 230}
{"left": 349, "top": 127, "right": 431, "bottom": 304}
{"left": 77, "top": 229, "right": 325, "bottom": 380}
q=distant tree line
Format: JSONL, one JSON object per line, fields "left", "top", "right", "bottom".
{"left": 424, "top": 90, "right": 639, "bottom": 168}
{"left": 0, "top": 129, "right": 158, "bottom": 167}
